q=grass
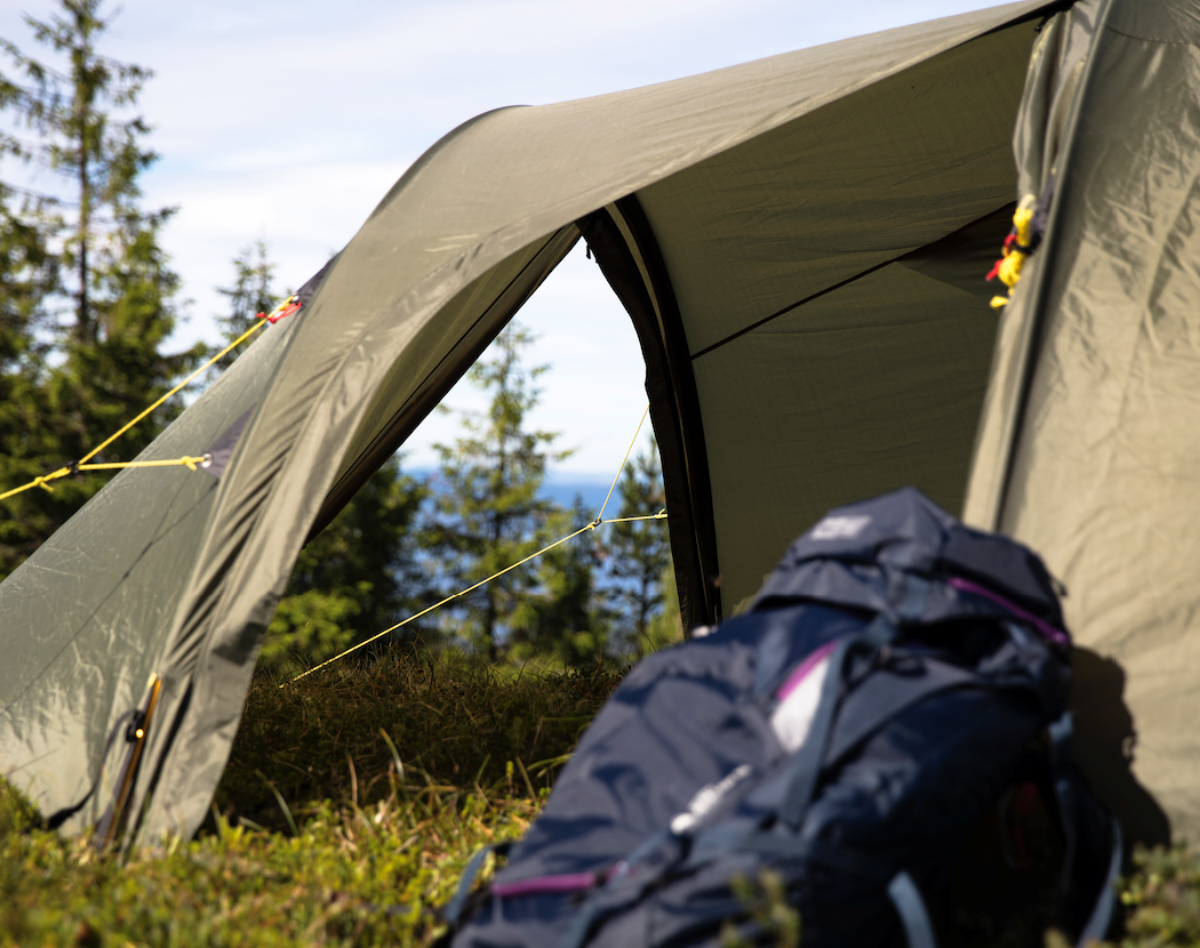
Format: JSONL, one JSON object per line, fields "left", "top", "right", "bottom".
{"left": 214, "top": 647, "right": 620, "bottom": 835}
{"left": 2, "top": 644, "right": 1200, "bottom": 947}
{"left": 1, "top": 785, "right": 534, "bottom": 947}
{"left": 1, "top": 647, "right": 621, "bottom": 948}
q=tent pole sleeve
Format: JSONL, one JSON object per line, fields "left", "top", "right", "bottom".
{"left": 967, "top": 0, "right": 1118, "bottom": 530}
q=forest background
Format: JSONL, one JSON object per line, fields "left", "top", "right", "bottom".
{"left": 0, "top": 11, "right": 693, "bottom": 942}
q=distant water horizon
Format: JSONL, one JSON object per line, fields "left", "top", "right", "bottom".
{"left": 408, "top": 466, "right": 617, "bottom": 515}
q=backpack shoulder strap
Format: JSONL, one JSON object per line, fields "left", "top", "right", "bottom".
{"left": 441, "top": 840, "right": 514, "bottom": 927}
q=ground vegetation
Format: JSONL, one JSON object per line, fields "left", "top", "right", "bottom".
{"left": 0, "top": 647, "right": 1195, "bottom": 947}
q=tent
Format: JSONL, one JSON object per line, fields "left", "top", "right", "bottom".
{"left": 1, "top": 0, "right": 1193, "bottom": 847}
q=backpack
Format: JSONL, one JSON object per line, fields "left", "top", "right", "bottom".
{"left": 438, "top": 488, "right": 1122, "bottom": 948}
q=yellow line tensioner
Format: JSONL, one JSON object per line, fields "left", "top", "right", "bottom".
{"left": 0, "top": 296, "right": 298, "bottom": 503}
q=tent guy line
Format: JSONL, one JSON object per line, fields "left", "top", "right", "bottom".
{"left": 0, "top": 455, "right": 213, "bottom": 502}
{"left": 286, "top": 512, "right": 670, "bottom": 686}
{"left": 287, "top": 403, "right": 667, "bottom": 686}
{"left": 596, "top": 403, "right": 650, "bottom": 522}
{"left": 287, "top": 403, "right": 660, "bottom": 684}
{"left": 0, "top": 296, "right": 299, "bottom": 503}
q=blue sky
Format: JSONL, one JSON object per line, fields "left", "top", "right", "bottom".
{"left": 0, "top": 0, "right": 1003, "bottom": 477}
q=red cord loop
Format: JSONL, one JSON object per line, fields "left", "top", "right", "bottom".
{"left": 256, "top": 298, "right": 302, "bottom": 324}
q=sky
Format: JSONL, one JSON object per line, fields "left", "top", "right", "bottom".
{"left": 0, "top": 0, "right": 1002, "bottom": 479}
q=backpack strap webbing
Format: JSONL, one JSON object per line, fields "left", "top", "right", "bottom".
{"left": 1076, "top": 817, "right": 1122, "bottom": 948}
{"left": 442, "top": 840, "right": 514, "bottom": 926}
{"left": 1048, "top": 713, "right": 1077, "bottom": 893}
{"left": 888, "top": 871, "right": 937, "bottom": 948}
{"left": 557, "top": 828, "right": 679, "bottom": 948}
{"left": 778, "top": 617, "right": 896, "bottom": 827}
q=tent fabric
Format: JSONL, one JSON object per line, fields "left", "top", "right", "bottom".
{"left": 2, "top": 0, "right": 1062, "bottom": 844}
{"left": 964, "top": 0, "right": 1200, "bottom": 842}
{"left": 0, "top": 316, "right": 300, "bottom": 833}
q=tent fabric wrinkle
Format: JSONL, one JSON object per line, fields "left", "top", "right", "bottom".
{"left": 0, "top": 309, "right": 301, "bottom": 835}
{"left": 965, "top": 0, "right": 1200, "bottom": 843}
{"left": 201, "top": 408, "right": 256, "bottom": 480}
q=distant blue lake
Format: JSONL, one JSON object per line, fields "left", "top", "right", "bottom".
{"left": 541, "top": 476, "right": 616, "bottom": 514}
{"left": 409, "top": 468, "right": 616, "bottom": 517}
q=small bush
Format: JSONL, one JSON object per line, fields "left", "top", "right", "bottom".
{"left": 0, "top": 775, "right": 538, "bottom": 947}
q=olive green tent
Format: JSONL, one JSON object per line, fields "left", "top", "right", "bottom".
{"left": 0, "top": 0, "right": 1192, "bottom": 847}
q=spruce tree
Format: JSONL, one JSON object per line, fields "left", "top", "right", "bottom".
{"left": 509, "top": 496, "right": 611, "bottom": 667}
{"left": 211, "top": 239, "right": 280, "bottom": 370}
{"left": 0, "top": 186, "right": 60, "bottom": 577}
{"left": 0, "top": 0, "right": 199, "bottom": 578}
{"left": 429, "top": 322, "right": 572, "bottom": 660}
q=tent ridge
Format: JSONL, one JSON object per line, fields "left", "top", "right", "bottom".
{"left": 659, "top": 0, "right": 1054, "bottom": 193}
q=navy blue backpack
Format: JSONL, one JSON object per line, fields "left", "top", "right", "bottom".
{"left": 438, "top": 488, "right": 1121, "bottom": 948}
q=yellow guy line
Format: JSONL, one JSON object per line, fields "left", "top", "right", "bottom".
{"left": 287, "top": 404, "right": 665, "bottom": 685}
{"left": 596, "top": 403, "right": 649, "bottom": 522}
{"left": 287, "top": 512, "right": 668, "bottom": 685}
{"left": 0, "top": 318, "right": 270, "bottom": 503}
{"left": 75, "top": 457, "right": 210, "bottom": 472}
{"left": 75, "top": 320, "right": 267, "bottom": 468}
